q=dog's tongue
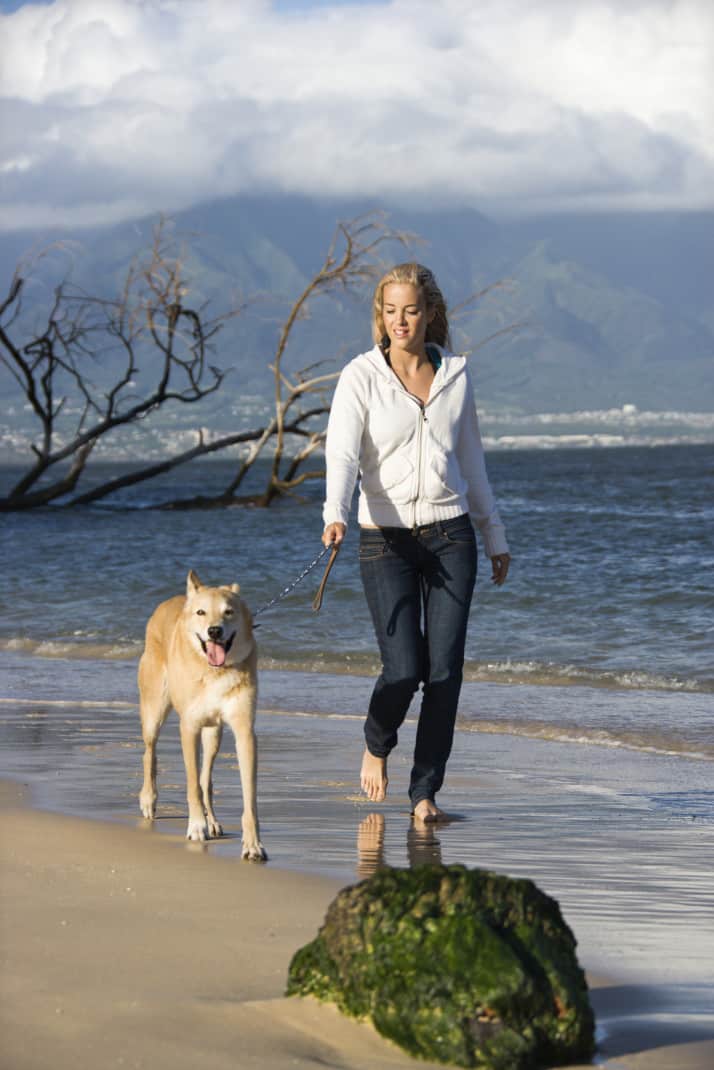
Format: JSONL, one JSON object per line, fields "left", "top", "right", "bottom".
{"left": 206, "top": 641, "right": 226, "bottom": 667}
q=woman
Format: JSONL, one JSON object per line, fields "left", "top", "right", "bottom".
{"left": 322, "top": 263, "right": 510, "bottom": 823}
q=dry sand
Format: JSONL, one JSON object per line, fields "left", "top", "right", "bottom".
{"left": 2, "top": 778, "right": 713, "bottom": 1070}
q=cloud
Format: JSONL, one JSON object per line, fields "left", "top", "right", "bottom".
{"left": 1, "top": 0, "right": 712, "bottom": 229}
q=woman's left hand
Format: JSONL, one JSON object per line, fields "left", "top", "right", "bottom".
{"left": 490, "top": 553, "right": 511, "bottom": 586}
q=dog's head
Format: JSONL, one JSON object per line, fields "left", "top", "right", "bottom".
{"left": 183, "top": 570, "right": 254, "bottom": 668}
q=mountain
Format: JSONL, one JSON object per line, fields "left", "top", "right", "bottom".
{"left": 1, "top": 195, "right": 713, "bottom": 426}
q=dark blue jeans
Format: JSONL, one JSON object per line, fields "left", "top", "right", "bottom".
{"left": 358, "top": 515, "right": 477, "bottom": 807}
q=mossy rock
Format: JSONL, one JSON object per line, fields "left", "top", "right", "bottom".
{"left": 286, "top": 865, "right": 594, "bottom": 1069}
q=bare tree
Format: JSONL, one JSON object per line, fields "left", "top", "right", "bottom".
{"left": 0, "top": 222, "right": 241, "bottom": 509}
{"left": 3, "top": 216, "right": 517, "bottom": 513}
{"left": 0, "top": 214, "right": 404, "bottom": 511}
{"left": 158, "top": 212, "right": 406, "bottom": 509}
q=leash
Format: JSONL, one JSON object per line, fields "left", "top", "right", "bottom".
{"left": 311, "top": 542, "right": 340, "bottom": 611}
{"left": 252, "top": 542, "right": 341, "bottom": 624}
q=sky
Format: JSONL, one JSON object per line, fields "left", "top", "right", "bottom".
{"left": 0, "top": 0, "right": 712, "bottom": 230}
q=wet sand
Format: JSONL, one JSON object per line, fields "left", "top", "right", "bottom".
{"left": 1, "top": 687, "right": 714, "bottom": 1069}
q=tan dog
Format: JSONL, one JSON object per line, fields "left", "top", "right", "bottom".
{"left": 138, "top": 570, "right": 266, "bottom": 860}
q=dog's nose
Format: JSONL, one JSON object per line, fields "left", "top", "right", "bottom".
{"left": 207, "top": 625, "right": 223, "bottom": 640}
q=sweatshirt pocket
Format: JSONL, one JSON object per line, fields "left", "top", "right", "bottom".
{"left": 422, "top": 444, "right": 465, "bottom": 502}
{"left": 361, "top": 453, "right": 414, "bottom": 497}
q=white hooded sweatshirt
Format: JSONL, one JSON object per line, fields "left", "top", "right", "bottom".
{"left": 322, "top": 344, "right": 508, "bottom": 558}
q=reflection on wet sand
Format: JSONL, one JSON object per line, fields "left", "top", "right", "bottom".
{"left": 356, "top": 813, "right": 385, "bottom": 878}
{"left": 356, "top": 813, "right": 444, "bottom": 878}
{"left": 406, "top": 819, "right": 443, "bottom": 868}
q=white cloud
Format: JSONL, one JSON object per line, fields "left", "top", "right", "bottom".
{"left": 0, "top": 0, "right": 712, "bottom": 228}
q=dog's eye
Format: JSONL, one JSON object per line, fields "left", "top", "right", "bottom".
{"left": 196, "top": 609, "right": 206, "bottom": 616}
{"left": 224, "top": 608, "right": 234, "bottom": 616}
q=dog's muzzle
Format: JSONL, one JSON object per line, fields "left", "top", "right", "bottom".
{"left": 197, "top": 631, "right": 235, "bottom": 668}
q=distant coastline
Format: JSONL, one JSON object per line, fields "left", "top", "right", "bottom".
{"left": 2, "top": 405, "right": 714, "bottom": 463}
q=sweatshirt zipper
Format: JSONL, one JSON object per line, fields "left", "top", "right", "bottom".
{"left": 385, "top": 361, "right": 450, "bottom": 529}
{"left": 411, "top": 401, "right": 428, "bottom": 530}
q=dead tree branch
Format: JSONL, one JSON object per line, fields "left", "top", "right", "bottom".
{"left": 259, "top": 212, "right": 409, "bottom": 506}
{"left": 0, "top": 212, "right": 515, "bottom": 512}
{"left": 0, "top": 220, "right": 243, "bottom": 509}
{"left": 155, "top": 211, "right": 410, "bottom": 510}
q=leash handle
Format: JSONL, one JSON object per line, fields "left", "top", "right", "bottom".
{"left": 253, "top": 542, "right": 333, "bottom": 624}
{"left": 312, "top": 542, "right": 341, "bottom": 611}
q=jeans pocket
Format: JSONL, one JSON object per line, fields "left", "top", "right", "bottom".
{"left": 358, "top": 531, "right": 389, "bottom": 561}
{"left": 441, "top": 518, "right": 476, "bottom": 544}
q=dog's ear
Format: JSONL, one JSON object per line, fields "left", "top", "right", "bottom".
{"left": 187, "top": 570, "right": 203, "bottom": 596}
{"left": 229, "top": 583, "right": 240, "bottom": 594}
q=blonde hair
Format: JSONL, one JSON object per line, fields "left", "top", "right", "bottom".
{"left": 372, "top": 262, "right": 450, "bottom": 350}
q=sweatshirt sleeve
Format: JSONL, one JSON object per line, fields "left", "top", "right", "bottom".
{"left": 458, "top": 366, "right": 509, "bottom": 557}
{"left": 322, "top": 361, "right": 366, "bottom": 528}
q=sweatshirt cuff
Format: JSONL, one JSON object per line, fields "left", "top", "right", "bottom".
{"left": 478, "top": 523, "right": 509, "bottom": 559}
{"left": 322, "top": 503, "right": 349, "bottom": 528}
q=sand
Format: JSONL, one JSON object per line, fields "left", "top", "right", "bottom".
{"left": 2, "top": 667, "right": 714, "bottom": 1070}
{"left": 1, "top": 780, "right": 427, "bottom": 1070}
{"left": 2, "top": 770, "right": 713, "bottom": 1070}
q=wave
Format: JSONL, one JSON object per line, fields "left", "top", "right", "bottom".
{"left": 2, "top": 638, "right": 709, "bottom": 694}
{"left": 225, "top": 707, "right": 714, "bottom": 763}
{"left": 0, "top": 696, "right": 136, "bottom": 710}
{"left": 481, "top": 433, "right": 714, "bottom": 450}
{"left": 0, "top": 636, "right": 142, "bottom": 660}
{"left": 482, "top": 406, "right": 714, "bottom": 430}
{"left": 460, "top": 659, "right": 710, "bottom": 693}
{"left": 1, "top": 695, "right": 708, "bottom": 764}
{"left": 264, "top": 708, "right": 714, "bottom": 763}
{"left": 259, "top": 654, "right": 710, "bottom": 694}
{"left": 211, "top": 706, "right": 714, "bottom": 766}
{"left": 1, "top": 692, "right": 710, "bottom": 765}
{"left": 264, "top": 707, "right": 714, "bottom": 761}
{"left": 477, "top": 406, "right": 714, "bottom": 450}
{"left": 458, "top": 718, "right": 714, "bottom": 762}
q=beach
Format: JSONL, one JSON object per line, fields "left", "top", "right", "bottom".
{"left": 2, "top": 673, "right": 713, "bottom": 1070}
{"left": 1, "top": 446, "right": 712, "bottom": 1067}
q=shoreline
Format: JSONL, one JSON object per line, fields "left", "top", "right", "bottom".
{"left": 1, "top": 648, "right": 712, "bottom": 770}
{"left": 2, "top": 650, "right": 714, "bottom": 1068}
{"left": 2, "top": 641, "right": 712, "bottom": 701}
{"left": 2, "top": 777, "right": 714, "bottom": 1070}
{"left": 3, "top": 438, "right": 714, "bottom": 472}
{"left": 2, "top": 688, "right": 713, "bottom": 976}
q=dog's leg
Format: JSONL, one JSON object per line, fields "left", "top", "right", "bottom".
{"left": 180, "top": 722, "right": 209, "bottom": 841}
{"left": 231, "top": 720, "right": 267, "bottom": 861}
{"left": 200, "top": 724, "right": 223, "bottom": 838}
{"left": 138, "top": 667, "right": 170, "bottom": 820}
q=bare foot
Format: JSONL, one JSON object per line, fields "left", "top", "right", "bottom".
{"left": 360, "top": 749, "right": 388, "bottom": 802}
{"left": 412, "top": 799, "right": 447, "bottom": 823}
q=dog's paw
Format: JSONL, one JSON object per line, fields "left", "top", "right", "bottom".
{"left": 241, "top": 840, "right": 267, "bottom": 862}
{"left": 186, "top": 818, "right": 208, "bottom": 842}
{"left": 139, "top": 794, "right": 156, "bottom": 820}
{"left": 206, "top": 817, "right": 223, "bottom": 838}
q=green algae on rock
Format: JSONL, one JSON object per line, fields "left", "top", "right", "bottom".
{"left": 286, "top": 864, "right": 595, "bottom": 1069}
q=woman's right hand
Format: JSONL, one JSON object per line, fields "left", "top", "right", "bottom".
{"left": 322, "top": 522, "right": 346, "bottom": 548}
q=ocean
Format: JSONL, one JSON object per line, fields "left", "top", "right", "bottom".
{"left": 1, "top": 444, "right": 712, "bottom": 763}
